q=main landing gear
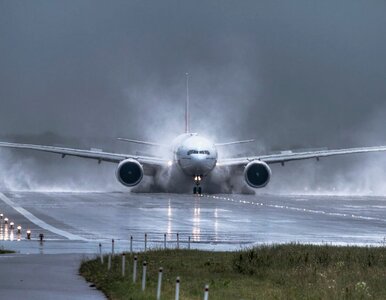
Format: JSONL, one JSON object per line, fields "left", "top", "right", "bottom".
{"left": 193, "top": 175, "right": 202, "bottom": 195}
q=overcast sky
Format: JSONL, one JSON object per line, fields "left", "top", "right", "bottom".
{"left": 1, "top": 0, "right": 386, "bottom": 151}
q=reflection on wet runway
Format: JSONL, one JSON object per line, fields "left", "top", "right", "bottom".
{"left": 0, "top": 191, "right": 386, "bottom": 254}
{"left": 192, "top": 201, "right": 200, "bottom": 241}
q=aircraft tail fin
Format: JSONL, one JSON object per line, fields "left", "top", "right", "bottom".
{"left": 185, "top": 73, "right": 190, "bottom": 133}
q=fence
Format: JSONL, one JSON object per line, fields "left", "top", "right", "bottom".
{"left": 97, "top": 247, "right": 210, "bottom": 300}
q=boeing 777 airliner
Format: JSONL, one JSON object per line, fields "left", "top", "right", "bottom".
{"left": 1, "top": 75, "right": 386, "bottom": 194}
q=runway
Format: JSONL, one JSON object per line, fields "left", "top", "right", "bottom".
{"left": 1, "top": 191, "right": 386, "bottom": 254}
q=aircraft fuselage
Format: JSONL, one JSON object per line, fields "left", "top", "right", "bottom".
{"left": 173, "top": 133, "right": 217, "bottom": 177}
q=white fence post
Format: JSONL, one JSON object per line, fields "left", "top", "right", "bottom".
{"left": 204, "top": 284, "right": 209, "bottom": 300}
{"left": 133, "top": 256, "right": 138, "bottom": 283}
{"left": 175, "top": 276, "right": 180, "bottom": 300}
{"left": 122, "top": 253, "right": 126, "bottom": 276}
{"left": 108, "top": 254, "right": 111, "bottom": 271}
{"left": 111, "top": 239, "right": 115, "bottom": 255}
{"left": 142, "top": 261, "right": 147, "bottom": 291}
{"left": 156, "top": 267, "right": 163, "bottom": 300}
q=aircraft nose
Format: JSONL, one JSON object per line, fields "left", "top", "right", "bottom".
{"left": 191, "top": 154, "right": 209, "bottom": 166}
{"left": 191, "top": 155, "right": 211, "bottom": 171}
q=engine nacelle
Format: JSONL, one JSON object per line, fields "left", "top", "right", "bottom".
{"left": 116, "top": 159, "right": 144, "bottom": 187}
{"left": 244, "top": 160, "right": 271, "bottom": 188}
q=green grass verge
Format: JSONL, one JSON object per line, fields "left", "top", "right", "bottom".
{"left": 80, "top": 244, "right": 386, "bottom": 299}
{"left": 0, "top": 248, "right": 14, "bottom": 254}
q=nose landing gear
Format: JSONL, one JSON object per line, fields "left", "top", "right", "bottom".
{"left": 193, "top": 175, "right": 202, "bottom": 194}
{"left": 193, "top": 186, "right": 202, "bottom": 194}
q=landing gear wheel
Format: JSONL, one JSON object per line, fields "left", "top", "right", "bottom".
{"left": 198, "top": 187, "right": 202, "bottom": 195}
{"left": 193, "top": 187, "right": 197, "bottom": 194}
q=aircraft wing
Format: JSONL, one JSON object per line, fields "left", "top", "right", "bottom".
{"left": 0, "top": 141, "right": 167, "bottom": 167}
{"left": 215, "top": 139, "right": 254, "bottom": 147}
{"left": 117, "top": 138, "right": 167, "bottom": 147}
{"left": 218, "top": 145, "right": 386, "bottom": 167}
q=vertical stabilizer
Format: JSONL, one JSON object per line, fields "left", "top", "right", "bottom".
{"left": 185, "top": 72, "right": 190, "bottom": 133}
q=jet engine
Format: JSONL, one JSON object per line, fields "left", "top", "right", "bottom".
{"left": 116, "top": 159, "right": 144, "bottom": 187}
{"left": 244, "top": 160, "right": 271, "bottom": 188}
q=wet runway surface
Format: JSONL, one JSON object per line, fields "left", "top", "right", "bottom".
{"left": 1, "top": 191, "right": 386, "bottom": 254}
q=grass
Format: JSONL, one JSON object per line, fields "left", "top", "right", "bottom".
{"left": 80, "top": 244, "right": 386, "bottom": 299}
{"left": 0, "top": 247, "right": 14, "bottom": 254}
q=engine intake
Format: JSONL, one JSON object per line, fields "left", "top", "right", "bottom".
{"left": 116, "top": 159, "right": 143, "bottom": 187}
{"left": 244, "top": 160, "right": 271, "bottom": 188}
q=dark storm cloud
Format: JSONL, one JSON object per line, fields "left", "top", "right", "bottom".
{"left": 1, "top": 0, "right": 386, "bottom": 192}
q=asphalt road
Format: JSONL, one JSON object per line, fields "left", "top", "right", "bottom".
{"left": 0, "top": 253, "right": 104, "bottom": 300}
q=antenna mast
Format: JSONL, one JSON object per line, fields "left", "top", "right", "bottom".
{"left": 185, "top": 72, "right": 190, "bottom": 133}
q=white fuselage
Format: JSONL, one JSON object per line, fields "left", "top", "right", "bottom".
{"left": 172, "top": 133, "right": 217, "bottom": 177}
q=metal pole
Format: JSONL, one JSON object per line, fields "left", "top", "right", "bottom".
{"left": 144, "top": 233, "right": 147, "bottom": 251}
{"left": 175, "top": 277, "right": 180, "bottom": 300}
{"left": 188, "top": 236, "right": 191, "bottom": 250}
{"left": 176, "top": 233, "right": 179, "bottom": 249}
{"left": 130, "top": 235, "right": 133, "bottom": 254}
{"left": 156, "top": 267, "right": 163, "bottom": 300}
{"left": 142, "top": 261, "right": 147, "bottom": 291}
{"left": 133, "top": 256, "right": 138, "bottom": 283}
{"left": 112, "top": 239, "right": 115, "bottom": 256}
{"left": 164, "top": 233, "right": 167, "bottom": 249}
{"left": 122, "top": 253, "right": 126, "bottom": 277}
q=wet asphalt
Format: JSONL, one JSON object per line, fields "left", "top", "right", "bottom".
{"left": 1, "top": 191, "right": 386, "bottom": 299}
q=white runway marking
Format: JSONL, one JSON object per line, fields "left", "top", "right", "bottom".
{"left": 0, "top": 192, "right": 87, "bottom": 241}
{"left": 207, "top": 195, "right": 386, "bottom": 223}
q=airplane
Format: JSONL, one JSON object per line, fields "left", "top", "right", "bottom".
{"left": 2, "top": 75, "right": 386, "bottom": 194}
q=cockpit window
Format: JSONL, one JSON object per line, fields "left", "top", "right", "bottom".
{"left": 187, "top": 150, "right": 210, "bottom": 155}
{"left": 199, "top": 150, "right": 210, "bottom": 155}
